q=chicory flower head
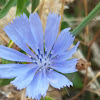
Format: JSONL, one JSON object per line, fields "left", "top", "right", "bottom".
{"left": 0, "top": 12, "right": 79, "bottom": 100}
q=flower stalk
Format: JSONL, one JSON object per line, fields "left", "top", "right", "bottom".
{"left": 72, "top": 2, "right": 100, "bottom": 36}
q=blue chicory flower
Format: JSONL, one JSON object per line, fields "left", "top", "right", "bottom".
{"left": 0, "top": 12, "right": 79, "bottom": 100}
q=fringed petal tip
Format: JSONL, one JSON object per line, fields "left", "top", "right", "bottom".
{"left": 10, "top": 82, "right": 20, "bottom": 90}
{"left": 49, "top": 11, "right": 61, "bottom": 16}
{"left": 58, "top": 82, "right": 73, "bottom": 90}
{"left": 26, "top": 89, "right": 46, "bottom": 100}
{"left": 48, "top": 11, "right": 61, "bottom": 21}
{"left": 10, "top": 81, "right": 22, "bottom": 90}
{"left": 3, "top": 14, "right": 28, "bottom": 30}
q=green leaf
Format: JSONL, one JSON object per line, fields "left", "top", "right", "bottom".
{"left": 31, "top": 0, "right": 40, "bottom": 13}
{"left": 45, "top": 96, "right": 53, "bottom": 100}
{"left": 72, "top": 2, "right": 100, "bottom": 36}
{"left": 61, "top": 22, "right": 69, "bottom": 30}
{"left": 0, "top": 79, "right": 14, "bottom": 86}
{"left": 66, "top": 72, "right": 83, "bottom": 88}
{"left": 16, "top": 0, "right": 27, "bottom": 16}
{"left": 8, "top": 40, "right": 12, "bottom": 46}
{"left": 0, "top": 0, "right": 17, "bottom": 19}
{"left": 0, "top": 0, "right": 6, "bottom": 6}
{"left": 23, "top": 8, "right": 30, "bottom": 17}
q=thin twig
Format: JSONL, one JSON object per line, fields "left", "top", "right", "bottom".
{"left": 85, "top": 88, "right": 100, "bottom": 96}
{"left": 84, "top": 0, "right": 88, "bottom": 36}
{"left": 58, "top": 0, "right": 65, "bottom": 34}
{"left": 34, "top": 0, "right": 45, "bottom": 13}
{"left": 0, "top": 34, "right": 9, "bottom": 44}
{"left": 86, "top": 72, "right": 100, "bottom": 87}
{"left": 83, "top": 67, "right": 88, "bottom": 88}
{"left": 87, "top": 29, "right": 100, "bottom": 61}
{"left": 8, "top": 41, "right": 14, "bottom": 48}
{"left": 75, "top": 38, "right": 88, "bottom": 46}
{"left": 70, "top": 70, "right": 100, "bottom": 100}
{"left": 39, "top": 0, "right": 45, "bottom": 19}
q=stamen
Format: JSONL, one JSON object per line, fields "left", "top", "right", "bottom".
{"left": 38, "top": 49, "right": 40, "bottom": 55}
{"left": 49, "top": 53, "right": 52, "bottom": 58}
{"left": 31, "top": 57, "right": 34, "bottom": 60}
{"left": 44, "top": 63, "right": 46, "bottom": 66}
{"left": 34, "top": 62, "right": 37, "bottom": 64}
{"left": 37, "top": 55, "right": 39, "bottom": 59}
{"left": 48, "top": 64, "right": 50, "bottom": 66}
{"left": 39, "top": 68, "right": 42, "bottom": 71}
{"left": 41, "top": 54, "right": 43, "bottom": 58}
{"left": 40, "top": 59, "right": 42, "bottom": 63}
{"left": 47, "top": 67, "right": 52, "bottom": 71}
{"left": 49, "top": 68, "right": 52, "bottom": 71}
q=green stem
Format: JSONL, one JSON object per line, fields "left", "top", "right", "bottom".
{"left": 16, "top": 0, "right": 26, "bottom": 16}
{"left": 23, "top": 8, "right": 30, "bottom": 17}
{"left": 31, "top": 0, "right": 39, "bottom": 13}
{"left": 0, "top": 0, "right": 17, "bottom": 19}
{"left": 72, "top": 2, "right": 100, "bottom": 36}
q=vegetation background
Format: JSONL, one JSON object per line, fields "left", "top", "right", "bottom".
{"left": 0, "top": 0, "right": 100, "bottom": 100}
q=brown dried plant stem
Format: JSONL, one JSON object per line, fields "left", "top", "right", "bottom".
{"left": 84, "top": 67, "right": 88, "bottom": 89}
{"left": 76, "top": 30, "right": 100, "bottom": 99}
{"left": 39, "top": 0, "right": 45, "bottom": 19}
{"left": 86, "top": 72, "right": 100, "bottom": 88}
{"left": 34, "top": 0, "right": 45, "bottom": 13}
{"left": 84, "top": 0, "right": 88, "bottom": 36}
{"left": 0, "top": 34, "right": 8, "bottom": 44}
{"left": 87, "top": 29, "right": 100, "bottom": 61}
{"left": 70, "top": 30, "right": 100, "bottom": 100}
{"left": 75, "top": 38, "right": 88, "bottom": 46}
{"left": 85, "top": 72, "right": 100, "bottom": 95}
{"left": 58, "top": 0, "right": 65, "bottom": 34}
{"left": 70, "top": 1, "right": 89, "bottom": 98}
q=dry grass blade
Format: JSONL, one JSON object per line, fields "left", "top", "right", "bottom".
{"left": 58, "top": 0, "right": 65, "bottom": 34}
{"left": 34, "top": 0, "right": 45, "bottom": 13}
{"left": 0, "top": 34, "right": 8, "bottom": 44}
{"left": 86, "top": 72, "right": 100, "bottom": 88}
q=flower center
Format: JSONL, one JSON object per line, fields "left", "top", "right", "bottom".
{"left": 31, "top": 49, "right": 51, "bottom": 70}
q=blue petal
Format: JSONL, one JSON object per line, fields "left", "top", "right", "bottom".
{"left": 26, "top": 70, "right": 49, "bottom": 99}
{"left": 26, "top": 70, "right": 42, "bottom": 99}
{"left": 51, "top": 59, "right": 78, "bottom": 73}
{"left": 51, "top": 42, "right": 80, "bottom": 62}
{"left": 0, "top": 45, "right": 32, "bottom": 62}
{"left": 47, "top": 70, "right": 73, "bottom": 89}
{"left": 45, "top": 13, "right": 61, "bottom": 56}
{"left": 37, "top": 70, "right": 49, "bottom": 96}
{"left": 3, "top": 23, "right": 36, "bottom": 58}
{"left": 12, "top": 14, "right": 39, "bottom": 54}
{"left": 11, "top": 65, "right": 39, "bottom": 90}
{"left": 0, "top": 64, "right": 34, "bottom": 79}
{"left": 51, "top": 28, "right": 75, "bottom": 57}
{"left": 29, "top": 13, "right": 44, "bottom": 53}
